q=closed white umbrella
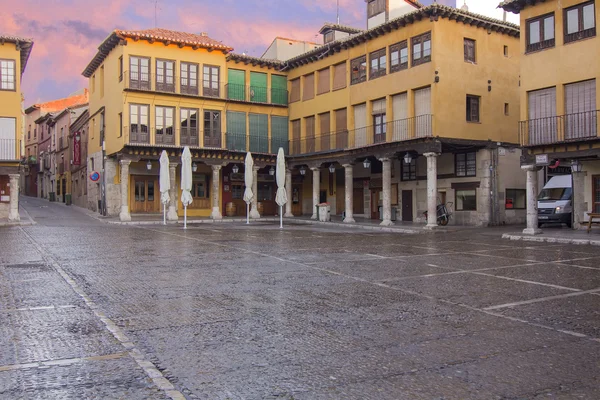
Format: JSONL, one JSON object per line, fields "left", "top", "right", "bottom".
{"left": 243, "top": 152, "right": 254, "bottom": 224}
{"left": 159, "top": 150, "right": 170, "bottom": 225}
{"left": 275, "top": 148, "right": 287, "bottom": 229}
{"left": 180, "top": 146, "right": 193, "bottom": 229}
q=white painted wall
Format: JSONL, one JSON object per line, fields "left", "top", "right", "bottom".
{"left": 262, "top": 39, "right": 320, "bottom": 61}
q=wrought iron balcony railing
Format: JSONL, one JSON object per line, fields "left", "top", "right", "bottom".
{"left": 225, "top": 83, "right": 288, "bottom": 105}
{"left": 519, "top": 110, "right": 599, "bottom": 146}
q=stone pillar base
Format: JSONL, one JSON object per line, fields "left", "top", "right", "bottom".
{"left": 523, "top": 227, "right": 542, "bottom": 235}
{"left": 380, "top": 219, "right": 394, "bottom": 227}
{"left": 284, "top": 212, "right": 294, "bottom": 218}
{"left": 343, "top": 217, "right": 355, "bottom": 224}
{"left": 211, "top": 207, "right": 223, "bottom": 220}
{"left": 119, "top": 207, "right": 131, "bottom": 222}
{"left": 167, "top": 207, "right": 178, "bottom": 222}
{"left": 424, "top": 223, "right": 440, "bottom": 230}
{"left": 250, "top": 208, "right": 261, "bottom": 219}
{"left": 311, "top": 214, "right": 317, "bottom": 220}
{"left": 8, "top": 210, "right": 20, "bottom": 222}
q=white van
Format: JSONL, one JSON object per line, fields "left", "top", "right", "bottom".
{"left": 537, "top": 175, "right": 573, "bottom": 228}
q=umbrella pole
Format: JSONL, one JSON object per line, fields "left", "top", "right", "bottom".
{"left": 280, "top": 206, "right": 283, "bottom": 229}
{"left": 184, "top": 205, "right": 187, "bottom": 229}
{"left": 247, "top": 203, "right": 250, "bottom": 224}
{"left": 163, "top": 203, "right": 166, "bottom": 225}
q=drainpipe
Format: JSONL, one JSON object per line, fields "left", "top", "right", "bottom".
{"left": 489, "top": 147, "right": 499, "bottom": 226}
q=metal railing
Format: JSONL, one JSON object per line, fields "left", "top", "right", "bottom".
{"left": 519, "top": 110, "right": 599, "bottom": 146}
{"left": 289, "top": 115, "right": 433, "bottom": 156}
{"left": 0, "top": 138, "right": 16, "bottom": 160}
{"left": 225, "top": 83, "right": 288, "bottom": 105}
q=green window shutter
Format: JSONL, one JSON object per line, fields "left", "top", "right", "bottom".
{"left": 227, "top": 69, "right": 245, "bottom": 101}
{"left": 271, "top": 116, "right": 288, "bottom": 154}
{"left": 226, "top": 111, "right": 246, "bottom": 151}
{"left": 249, "top": 113, "right": 268, "bottom": 153}
{"left": 271, "top": 75, "right": 288, "bottom": 105}
{"left": 250, "top": 72, "right": 268, "bottom": 103}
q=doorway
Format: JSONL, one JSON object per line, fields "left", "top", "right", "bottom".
{"left": 402, "top": 190, "right": 413, "bottom": 222}
{"left": 371, "top": 189, "right": 380, "bottom": 219}
{"left": 61, "top": 179, "right": 67, "bottom": 203}
{"left": 131, "top": 176, "right": 159, "bottom": 213}
{"left": 292, "top": 185, "right": 303, "bottom": 216}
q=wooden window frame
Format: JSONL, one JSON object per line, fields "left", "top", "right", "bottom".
{"left": 505, "top": 188, "right": 526, "bottom": 210}
{"left": 593, "top": 175, "right": 600, "bottom": 213}
{"left": 324, "top": 30, "right": 335, "bottom": 44}
{"left": 155, "top": 106, "right": 175, "bottom": 144}
{"left": 464, "top": 38, "right": 476, "bottom": 63}
{"left": 333, "top": 62, "right": 347, "bottom": 91}
{"left": 290, "top": 78, "right": 301, "bottom": 103}
{"left": 373, "top": 113, "right": 386, "bottom": 143}
{"left": 369, "top": 48, "right": 387, "bottom": 80}
{"left": 180, "top": 108, "right": 199, "bottom": 146}
{"left": 526, "top": 13, "right": 555, "bottom": 53}
{"left": 155, "top": 59, "right": 175, "bottom": 93}
{"left": 455, "top": 152, "right": 477, "bottom": 177}
{"left": 455, "top": 189, "right": 477, "bottom": 211}
{"left": 564, "top": 1, "right": 596, "bottom": 44}
{"left": 181, "top": 62, "right": 199, "bottom": 95}
{"left": 466, "top": 95, "right": 480, "bottom": 123}
{"left": 192, "top": 174, "right": 209, "bottom": 199}
{"left": 118, "top": 56, "right": 123, "bottom": 82}
{"left": 202, "top": 64, "right": 220, "bottom": 97}
{"left": 389, "top": 41, "right": 408, "bottom": 73}
{"left": 0, "top": 59, "right": 16, "bottom": 91}
{"left": 401, "top": 159, "right": 417, "bottom": 181}
{"left": 367, "top": 0, "right": 385, "bottom": 18}
{"left": 303, "top": 73, "right": 315, "bottom": 101}
{"left": 129, "top": 103, "right": 150, "bottom": 144}
{"left": 129, "top": 56, "right": 150, "bottom": 90}
{"left": 411, "top": 32, "right": 432, "bottom": 66}
{"left": 351, "top": 55, "right": 367, "bottom": 85}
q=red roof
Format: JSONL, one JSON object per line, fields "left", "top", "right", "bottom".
{"left": 116, "top": 28, "right": 232, "bottom": 51}
{"left": 27, "top": 90, "right": 89, "bottom": 114}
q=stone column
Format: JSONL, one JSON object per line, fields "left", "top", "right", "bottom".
{"left": 211, "top": 165, "right": 223, "bottom": 220}
{"left": 424, "top": 152, "right": 438, "bottom": 229}
{"left": 250, "top": 166, "right": 260, "bottom": 219}
{"left": 8, "top": 174, "right": 20, "bottom": 222}
{"left": 284, "top": 169, "right": 294, "bottom": 217}
{"left": 572, "top": 170, "right": 586, "bottom": 230}
{"left": 522, "top": 165, "right": 542, "bottom": 235}
{"left": 380, "top": 157, "right": 394, "bottom": 226}
{"left": 119, "top": 160, "right": 131, "bottom": 222}
{"left": 167, "top": 163, "right": 179, "bottom": 221}
{"left": 311, "top": 167, "right": 320, "bottom": 219}
{"left": 342, "top": 164, "right": 355, "bottom": 223}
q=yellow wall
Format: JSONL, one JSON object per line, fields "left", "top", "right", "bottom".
{"left": 518, "top": 0, "right": 600, "bottom": 125}
{"left": 288, "top": 17, "right": 520, "bottom": 144}
{"left": 0, "top": 41, "right": 23, "bottom": 163}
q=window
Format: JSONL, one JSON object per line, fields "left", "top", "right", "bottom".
{"left": 464, "top": 38, "right": 476, "bottom": 63}
{"left": 456, "top": 152, "right": 477, "bottom": 177}
{"left": 401, "top": 159, "right": 417, "bottom": 181}
{"left": 100, "top": 65, "right": 105, "bottom": 98}
{"left": 129, "top": 56, "right": 150, "bottom": 90}
{"left": 564, "top": 1, "right": 596, "bottom": 44}
{"left": 180, "top": 108, "right": 199, "bottom": 146}
{"left": 156, "top": 59, "right": 175, "bottom": 92}
{"left": 333, "top": 63, "right": 346, "bottom": 90}
{"left": 0, "top": 117, "right": 16, "bottom": 159}
{"left": 369, "top": 48, "right": 387, "bottom": 79}
{"left": 324, "top": 30, "right": 335, "bottom": 44}
{"left": 466, "top": 95, "right": 480, "bottom": 122}
{"left": 456, "top": 189, "right": 477, "bottom": 211}
{"left": 412, "top": 32, "right": 431, "bottom": 66}
{"left": 505, "top": 189, "right": 526, "bottom": 209}
{"left": 129, "top": 104, "right": 149, "bottom": 143}
{"left": 317, "top": 68, "right": 330, "bottom": 95}
{"left": 203, "top": 65, "right": 220, "bottom": 97}
{"left": 191, "top": 174, "right": 208, "bottom": 198}
{"left": 389, "top": 41, "right": 408, "bottom": 73}
{"left": 118, "top": 56, "right": 123, "bottom": 82}
{"left": 351, "top": 55, "right": 367, "bottom": 85}
{"left": 290, "top": 78, "right": 300, "bottom": 103}
{"left": 28, "top": 126, "right": 31, "bottom": 140}
{"left": 91, "top": 74, "right": 95, "bottom": 93}
{"left": 504, "top": 103, "right": 510, "bottom": 116}
{"left": 526, "top": 13, "right": 555, "bottom": 52}
{"left": 34, "top": 128, "right": 36, "bottom": 138}
{"left": 118, "top": 113, "right": 123, "bottom": 137}
{"left": 232, "top": 184, "right": 243, "bottom": 200}
{"left": 593, "top": 175, "right": 600, "bottom": 213}
{"left": 504, "top": 45, "right": 509, "bottom": 57}
{"left": 303, "top": 73, "right": 315, "bottom": 100}
{"left": 564, "top": 79, "right": 597, "bottom": 140}
{"left": 367, "top": 0, "right": 385, "bottom": 18}
{"left": 181, "top": 62, "right": 199, "bottom": 95}
{"left": 99, "top": 112, "right": 105, "bottom": 146}
{"left": 0, "top": 59, "right": 15, "bottom": 90}
{"left": 372, "top": 98, "right": 386, "bottom": 143}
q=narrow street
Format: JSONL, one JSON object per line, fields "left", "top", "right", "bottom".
{"left": 1, "top": 197, "right": 599, "bottom": 399}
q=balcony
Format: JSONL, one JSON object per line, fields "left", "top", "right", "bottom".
{"left": 519, "top": 110, "right": 599, "bottom": 146}
{"left": 289, "top": 115, "right": 433, "bottom": 156}
{"left": 0, "top": 138, "right": 16, "bottom": 161}
{"left": 123, "top": 71, "right": 288, "bottom": 106}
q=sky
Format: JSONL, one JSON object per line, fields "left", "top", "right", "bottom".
{"left": 0, "top": 0, "right": 519, "bottom": 106}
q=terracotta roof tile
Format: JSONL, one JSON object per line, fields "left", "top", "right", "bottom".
{"left": 319, "top": 23, "right": 364, "bottom": 35}
{"left": 115, "top": 28, "right": 232, "bottom": 51}
{"left": 0, "top": 34, "right": 34, "bottom": 74}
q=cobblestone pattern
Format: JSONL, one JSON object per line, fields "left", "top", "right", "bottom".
{"left": 2, "top": 197, "right": 600, "bottom": 399}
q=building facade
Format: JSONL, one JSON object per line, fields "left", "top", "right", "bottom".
{"left": 69, "top": 109, "right": 89, "bottom": 208}
{"left": 82, "top": 2, "right": 526, "bottom": 226}
{"left": 0, "top": 35, "right": 33, "bottom": 222}
{"left": 501, "top": 0, "right": 599, "bottom": 233}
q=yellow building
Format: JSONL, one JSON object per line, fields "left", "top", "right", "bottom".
{"left": 0, "top": 35, "right": 33, "bottom": 222}
{"left": 501, "top": 0, "right": 599, "bottom": 233}
{"left": 82, "top": 29, "right": 288, "bottom": 220}
{"left": 284, "top": 2, "right": 525, "bottom": 226}
{"left": 83, "top": 2, "right": 525, "bottom": 226}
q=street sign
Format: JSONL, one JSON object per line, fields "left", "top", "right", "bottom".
{"left": 89, "top": 171, "right": 100, "bottom": 182}
{"left": 535, "top": 154, "right": 549, "bottom": 165}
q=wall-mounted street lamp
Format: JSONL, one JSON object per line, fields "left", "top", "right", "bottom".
{"left": 232, "top": 164, "right": 239, "bottom": 174}
{"left": 269, "top": 166, "right": 275, "bottom": 176}
{"left": 363, "top": 158, "right": 371, "bottom": 169}
{"left": 299, "top": 166, "right": 306, "bottom": 176}
{"left": 403, "top": 152, "right": 413, "bottom": 164}
{"left": 571, "top": 160, "right": 583, "bottom": 173}
{"left": 328, "top": 164, "right": 335, "bottom": 173}
{"left": 146, "top": 160, "right": 152, "bottom": 170}
{"left": 192, "top": 162, "right": 198, "bottom": 172}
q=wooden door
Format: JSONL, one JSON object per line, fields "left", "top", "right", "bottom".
{"left": 336, "top": 169, "right": 344, "bottom": 215}
{"left": 353, "top": 188, "right": 364, "bottom": 215}
{"left": 402, "top": 190, "right": 413, "bottom": 222}
{"left": 292, "top": 184, "right": 303, "bottom": 216}
{"left": 371, "top": 189, "right": 380, "bottom": 219}
{"left": 131, "top": 176, "right": 159, "bottom": 213}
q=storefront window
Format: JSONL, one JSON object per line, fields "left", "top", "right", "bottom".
{"left": 456, "top": 189, "right": 477, "bottom": 211}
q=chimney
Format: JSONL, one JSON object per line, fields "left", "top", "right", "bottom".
{"left": 201, "top": 32, "right": 208, "bottom": 37}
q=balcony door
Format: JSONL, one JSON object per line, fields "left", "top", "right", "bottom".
{"left": 414, "top": 87, "right": 431, "bottom": 138}
{"left": 156, "top": 60, "right": 175, "bottom": 92}
{"left": 129, "top": 57, "right": 150, "bottom": 90}
{"left": 155, "top": 106, "right": 175, "bottom": 145}
{"left": 180, "top": 108, "right": 199, "bottom": 146}
{"left": 204, "top": 110, "right": 221, "bottom": 148}
{"left": 129, "top": 104, "right": 149, "bottom": 144}
{"left": 528, "top": 87, "right": 557, "bottom": 145}
{"left": 565, "top": 79, "right": 597, "bottom": 140}
{"left": 203, "top": 65, "right": 220, "bottom": 97}
{"left": 181, "top": 62, "right": 198, "bottom": 95}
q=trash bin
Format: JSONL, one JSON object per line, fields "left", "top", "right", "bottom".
{"left": 391, "top": 207, "right": 397, "bottom": 221}
{"left": 65, "top": 194, "right": 72, "bottom": 206}
{"left": 317, "top": 203, "right": 331, "bottom": 222}
{"left": 49, "top": 192, "right": 55, "bottom": 202}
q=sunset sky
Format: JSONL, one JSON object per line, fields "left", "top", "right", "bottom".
{"left": 0, "top": 0, "right": 518, "bottom": 106}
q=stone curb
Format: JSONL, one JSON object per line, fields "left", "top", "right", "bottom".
{"left": 502, "top": 233, "right": 600, "bottom": 246}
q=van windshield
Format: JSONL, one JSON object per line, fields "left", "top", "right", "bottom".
{"left": 538, "top": 187, "right": 572, "bottom": 201}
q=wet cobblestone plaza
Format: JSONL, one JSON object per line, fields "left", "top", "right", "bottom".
{"left": 1, "top": 197, "right": 599, "bottom": 399}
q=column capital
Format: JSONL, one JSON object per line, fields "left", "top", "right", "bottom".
{"left": 378, "top": 157, "right": 391, "bottom": 163}
{"left": 252, "top": 165, "right": 260, "bottom": 172}
{"left": 521, "top": 164, "right": 542, "bottom": 172}
{"left": 211, "top": 164, "right": 222, "bottom": 172}
{"left": 310, "top": 167, "right": 320, "bottom": 172}
{"left": 342, "top": 163, "right": 354, "bottom": 169}
{"left": 119, "top": 159, "right": 132, "bottom": 166}
{"left": 423, "top": 152, "right": 439, "bottom": 158}
{"left": 8, "top": 173, "right": 20, "bottom": 180}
